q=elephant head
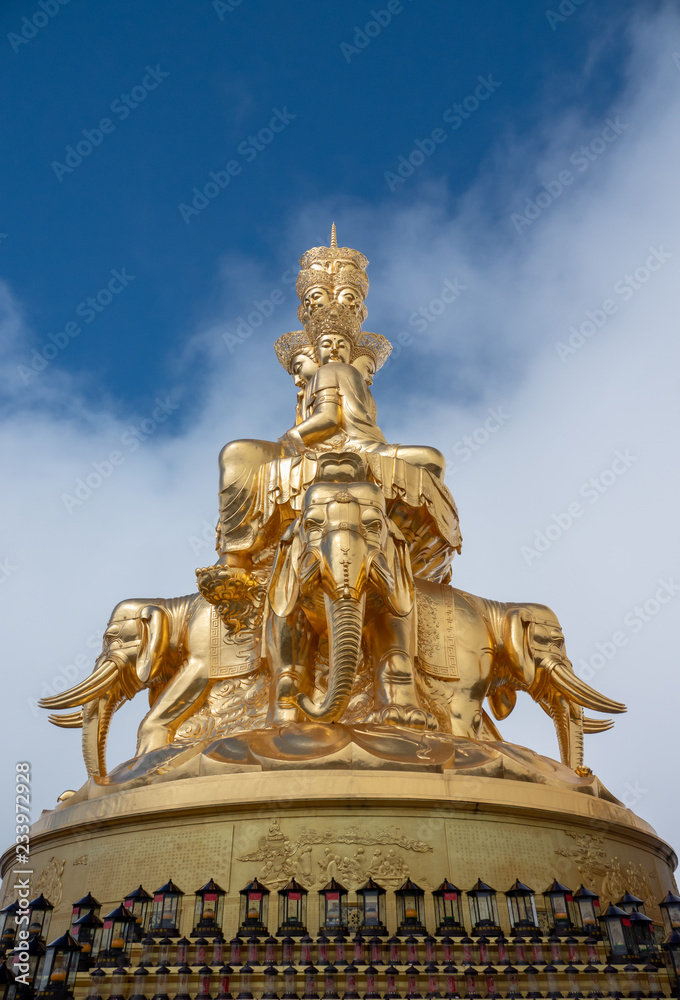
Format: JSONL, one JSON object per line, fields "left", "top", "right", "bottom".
{"left": 268, "top": 481, "right": 414, "bottom": 723}
{"left": 492, "top": 602, "right": 626, "bottom": 769}
{"left": 39, "top": 599, "right": 171, "bottom": 777}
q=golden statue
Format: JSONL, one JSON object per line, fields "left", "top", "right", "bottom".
{"left": 40, "top": 226, "right": 625, "bottom": 797}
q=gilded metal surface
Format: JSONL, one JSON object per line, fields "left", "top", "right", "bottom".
{"left": 40, "top": 226, "right": 625, "bottom": 794}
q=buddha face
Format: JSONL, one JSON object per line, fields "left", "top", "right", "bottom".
{"left": 352, "top": 353, "right": 376, "bottom": 385}
{"left": 303, "top": 286, "right": 331, "bottom": 316}
{"left": 317, "top": 334, "right": 352, "bottom": 365}
{"left": 290, "top": 352, "right": 318, "bottom": 389}
{"left": 335, "top": 286, "right": 364, "bottom": 314}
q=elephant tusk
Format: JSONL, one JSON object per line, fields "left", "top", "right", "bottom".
{"left": 48, "top": 710, "right": 84, "bottom": 728}
{"left": 38, "top": 661, "right": 119, "bottom": 710}
{"left": 583, "top": 715, "right": 615, "bottom": 733}
{"left": 551, "top": 662, "right": 626, "bottom": 714}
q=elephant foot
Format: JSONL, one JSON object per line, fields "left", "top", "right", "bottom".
{"left": 367, "top": 706, "right": 438, "bottom": 731}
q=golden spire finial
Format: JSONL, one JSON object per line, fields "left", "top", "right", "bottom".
{"left": 330, "top": 222, "right": 337, "bottom": 249}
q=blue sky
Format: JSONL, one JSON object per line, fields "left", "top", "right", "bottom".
{"left": 2, "top": 1, "right": 680, "bottom": 861}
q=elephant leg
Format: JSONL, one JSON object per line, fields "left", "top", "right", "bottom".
{"left": 136, "top": 655, "right": 211, "bottom": 755}
{"left": 366, "top": 611, "right": 436, "bottom": 731}
{"left": 265, "top": 611, "right": 317, "bottom": 725}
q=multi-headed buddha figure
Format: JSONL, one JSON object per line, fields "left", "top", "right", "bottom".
{"left": 217, "top": 227, "right": 460, "bottom": 581}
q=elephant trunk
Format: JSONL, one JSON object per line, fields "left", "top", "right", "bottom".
{"left": 297, "top": 593, "right": 365, "bottom": 723}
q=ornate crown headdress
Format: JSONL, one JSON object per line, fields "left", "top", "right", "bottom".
{"left": 299, "top": 222, "right": 369, "bottom": 271}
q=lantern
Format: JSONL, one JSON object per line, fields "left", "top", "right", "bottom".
{"left": 662, "top": 930, "right": 680, "bottom": 993}
{"left": 109, "top": 965, "right": 128, "bottom": 1000}
{"left": 263, "top": 964, "right": 280, "bottom": 1000}
{"left": 364, "top": 965, "right": 380, "bottom": 1000}
{"left": 563, "top": 963, "right": 579, "bottom": 999}
{"left": 264, "top": 936, "right": 278, "bottom": 964}
{"left": 543, "top": 880, "right": 577, "bottom": 935}
{"left": 599, "top": 904, "right": 636, "bottom": 961}
{"left": 483, "top": 965, "right": 499, "bottom": 999}
{"left": 70, "top": 910, "right": 103, "bottom": 969}
{"left": 70, "top": 893, "right": 101, "bottom": 925}
{"left": 237, "top": 963, "right": 253, "bottom": 1000}
{"left": 405, "top": 964, "right": 421, "bottom": 999}
{"left": 150, "top": 881, "right": 184, "bottom": 938}
{"left": 332, "top": 935, "right": 346, "bottom": 965}
{"left": 175, "top": 962, "right": 191, "bottom": 1000}
{"left": 348, "top": 935, "right": 360, "bottom": 966}
{"left": 505, "top": 881, "right": 539, "bottom": 934}
{"left": 425, "top": 962, "right": 440, "bottom": 999}
{"left": 278, "top": 880, "right": 308, "bottom": 937}
{"left": 238, "top": 879, "right": 269, "bottom": 936}
{"left": 87, "top": 966, "right": 106, "bottom": 1000}
{"left": 524, "top": 964, "right": 539, "bottom": 999}
{"left": 462, "top": 967, "right": 476, "bottom": 1000}
{"left": 643, "top": 961, "right": 665, "bottom": 998}
{"left": 217, "top": 963, "right": 234, "bottom": 1000}
{"left": 176, "top": 937, "right": 190, "bottom": 964}
{"left": 0, "top": 961, "right": 17, "bottom": 1000}
{"left": 212, "top": 935, "right": 225, "bottom": 966}
{"left": 623, "top": 962, "right": 643, "bottom": 998}
{"left": 129, "top": 964, "right": 148, "bottom": 1000}
{"left": 196, "top": 964, "right": 213, "bottom": 1000}
{"left": 27, "top": 895, "right": 54, "bottom": 942}
{"left": 193, "top": 880, "right": 226, "bottom": 938}
{"left": 356, "top": 879, "right": 387, "bottom": 937}
{"left": 384, "top": 964, "right": 400, "bottom": 1000}
{"left": 603, "top": 963, "right": 621, "bottom": 997}
{"left": 660, "top": 893, "right": 680, "bottom": 934}
{"left": 387, "top": 936, "right": 401, "bottom": 964}
{"left": 396, "top": 879, "right": 427, "bottom": 936}
{"left": 36, "top": 932, "right": 81, "bottom": 997}
{"left": 246, "top": 937, "right": 259, "bottom": 965}
{"left": 543, "top": 963, "right": 559, "bottom": 999}
{"left": 300, "top": 936, "right": 313, "bottom": 965}
{"left": 322, "top": 964, "right": 338, "bottom": 1000}
{"left": 572, "top": 885, "right": 600, "bottom": 936}
{"left": 152, "top": 963, "right": 170, "bottom": 1000}
{"left": 124, "top": 886, "right": 153, "bottom": 942}
{"left": 367, "top": 937, "right": 382, "bottom": 965}
{"left": 282, "top": 965, "right": 298, "bottom": 1000}
{"left": 140, "top": 935, "right": 155, "bottom": 966}
{"left": 616, "top": 892, "right": 645, "bottom": 917}
{"left": 432, "top": 882, "right": 465, "bottom": 938}
{"left": 229, "top": 937, "right": 243, "bottom": 966}
{"left": 11, "top": 934, "right": 45, "bottom": 998}
{"left": 100, "top": 904, "right": 136, "bottom": 965}
{"left": 343, "top": 961, "right": 358, "bottom": 1000}
{"left": 318, "top": 881, "right": 348, "bottom": 936}
{"left": 503, "top": 964, "right": 520, "bottom": 999}
{"left": 442, "top": 963, "right": 459, "bottom": 1000}
{"left": 0, "top": 903, "right": 19, "bottom": 954}
{"left": 628, "top": 910, "right": 658, "bottom": 958}
{"left": 406, "top": 936, "right": 419, "bottom": 964}
{"left": 494, "top": 935, "right": 508, "bottom": 965}
{"left": 302, "top": 965, "right": 318, "bottom": 1000}
{"left": 282, "top": 938, "right": 295, "bottom": 964}
{"left": 466, "top": 881, "right": 500, "bottom": 936}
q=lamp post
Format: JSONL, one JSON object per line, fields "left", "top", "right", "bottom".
{"left": 193, "top": 879, "right": 226, "bottom": 938}
{"left": 100, "top": 904, "right": 137, "bottom": 966}
{"left": 35, "top": 932, "right": 81, "bottom": 998}
{"left": 466, "top": 881, "right": 501, "bottom": 937}
{"left": 355, "top": 880, "right": 387, "bottom": 937}
{"left": 505, "top": 881, "right": 539, "bottom": 935}
{"left": 124, "top": 886, "right": 153, "bottom": 942}
{"left": 278, "top": 879, "right": 308, "bottom": 938}
{"left": 0, "top": 903, "right": 19, "bottom": 955}
{"left": 432, "top": 881, "right": 465, "bottom": 938}
{"left": 11, "top": 934, "right": 45, "bottom": 999}
{"left": 543, "top": 881, "right": 578, "bottom": 936}
{"left": 238, "top": 879, "right": 270, "bottom": 936}
{"left": 70, "top": 894, "right": 101, "bottom": 925}
{"left": 396, "top": 879, "right": 427, "bottom": 937}
{"left": 27, "top": 896, "right": 54, "bottom": 943}
{"left": 70, "top": 909, "right": 103, "bottom": 969}
{"left": 150, "top": 881, "right": 185, "bottom": 938}
{"left": 662, "top": 930, "right": 680, "bottom": 998}
{"left": 572, "top": 884, "right": 600, "bottom": 937}
{"left": 599, "top": 904, "right": 636, "bottom": 962}
{"left": 660, "top": 893, "right": 680, "bottom": 935}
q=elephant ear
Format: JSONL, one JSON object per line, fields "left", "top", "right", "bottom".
{"left": 502, "top": 608, "right": 536, "bottom": 687}
{"left": 378, "top": 522, "right": 414, "bottom": 617}
{"left": 268, "top": 520, "right": 301, "bottom": 619}
{"left": 136, "top": 605, "right": 170, "bottom": 685}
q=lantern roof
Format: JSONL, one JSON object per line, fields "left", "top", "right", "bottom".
{"left": 196, "top": 878, "right": 226, "bottom": 895}
{"left": 661, "top": 891, "right": 680, "bottom": 905}
{"left": 505, "top": 879, "right": 534, "bottom": 895}
{"left": 319, "top": 878, "right": 347, "bottom": 894}
{"left": 544, "top": 879, "right": 572, "bottom": 894}
{"left": 628, "top": 910, "right": 653, "bottom": 924}
{"left": 124, "top": 884, "right": 153, "bottom": 901}
{"left": 599, "top": 903, "right": 629, "bottom": 919}
{"left": 0, "top": 900, "right": 20, "bottom": 914}
{"left": 617, "top": 891, "right": 644, "bottom": 906}
{"left": 154, "top": 879, "right": 184, "bottom": 895}
{"left": 395, "top": 878, "right": 424, "bottom": 895}
{"left": 72, "top": 910, "right": 103, "bottom": 928}
{"left": 102, "top": 903, "right": 137, "bottom": 922}
{"left": 468, "top": 879, "right": 495, "bottom": 894}
{"left": 28, "top": 893, "right": 54, "bottom": 910}
{"left": 45, "top": 931, "right": 80, "bottom": 951}
{"left": 72, "top": 892, "right": 101, "bottom": 909}
{"left": 433, "top": 878, "right": 461, "bottom": 894}
{"left": 241, "top": 877, "right": 270, "bottom": 895}
{"left": 279, "top": 877, "right": 308, "bottom": 895}
{"left": 573, "top": 884, "right": 599, "bottom": 899}
{"left": 357, "top": 877, "right": 385, "bottom": 893}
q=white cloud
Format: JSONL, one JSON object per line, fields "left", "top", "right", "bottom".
{"left": 1, "top": 6, "right": 679, "bottom": 864}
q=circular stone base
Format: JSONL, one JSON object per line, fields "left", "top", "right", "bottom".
{"left": 2, "top": 762, "right": 676, "bottom": 940}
